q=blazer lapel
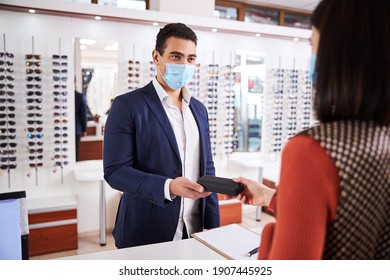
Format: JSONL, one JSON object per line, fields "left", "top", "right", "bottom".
{"left": 142, "top": 82, "right": 181, "bottom": 162}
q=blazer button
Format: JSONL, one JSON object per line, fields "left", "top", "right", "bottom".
{"left": 176, "top": 170, "right": 182, "bottom": 175}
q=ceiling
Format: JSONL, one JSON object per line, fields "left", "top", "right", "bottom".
{"left": 236, "top": 0, "right": 321, "bottom": 11}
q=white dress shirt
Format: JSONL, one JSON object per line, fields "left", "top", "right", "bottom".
{"left": 152, "top": 78, "right": 201, "bottom": 240}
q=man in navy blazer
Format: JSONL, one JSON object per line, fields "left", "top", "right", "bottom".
{"left": 103, "top": 23, "right": 220, "bottom": 248}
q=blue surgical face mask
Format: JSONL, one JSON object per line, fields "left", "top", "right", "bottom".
{"left": 309, "top": 54, "right": 317, "bottom": 85}
{"left": 158, "top": 55, "right": 195, "bottom": 90}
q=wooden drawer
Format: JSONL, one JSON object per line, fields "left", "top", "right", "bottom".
{"left": 79, "top": 140, "right": 103, "bottom": 160}
{"left": 28, "top": 209, "right": 78, "bottom": 257}
{"left": 29, "top": 224, "right": 78, "bottom": 256}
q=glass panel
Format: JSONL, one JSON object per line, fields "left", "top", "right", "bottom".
{"left": 284, "top": 13, "right": 311, "bottom": 29}
{"left": 245, "top": 7, "right": 279, "bottom": 25}
{"left": 98, "top": 0, "right": 146, "bottom": 10}
{"left": 214, "top": 5, "right": 238, "bottom": 20}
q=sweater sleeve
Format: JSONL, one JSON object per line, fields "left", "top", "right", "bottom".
{"left": 259, "top": 135, "right": 339, "bottom": 260}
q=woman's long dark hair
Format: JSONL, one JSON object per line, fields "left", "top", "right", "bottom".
{"left": 312, "top": 0, "right": 390, "bottom": 125}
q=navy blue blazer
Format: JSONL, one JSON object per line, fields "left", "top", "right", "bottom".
{"left": 103, "top": 82, "right": 220, "bottom": 248}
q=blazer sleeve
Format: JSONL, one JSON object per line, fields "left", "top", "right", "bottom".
{"left": 103, "top": 96, "right": 168, "bottom": 208}
{"left": 203, "top": 108, "right": 220, "bottom": 229}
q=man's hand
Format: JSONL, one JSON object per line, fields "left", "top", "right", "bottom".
{"left": 169, "top": 177, "right": 211, "bottom": 200}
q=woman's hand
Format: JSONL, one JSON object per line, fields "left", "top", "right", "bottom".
{"left": 230, "top": 177, "right": 275, "bottom": 207}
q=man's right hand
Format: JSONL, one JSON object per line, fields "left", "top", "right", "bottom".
{"left": 169, "top": 177, "right": 211, "bottom": 200}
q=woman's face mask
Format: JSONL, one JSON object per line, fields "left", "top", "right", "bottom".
{"left": 309, "top": 27, "right": 320, "bottom": 85}
{"left": 158, "top": 55, "right": 195, "bottom": 90}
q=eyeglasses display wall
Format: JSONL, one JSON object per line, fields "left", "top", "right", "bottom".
{"left": 262, "top": 67, "right": 315, "bottom": 156}
{"left": 0, "top": 51, "right": 16, "bottom": 186}
{"left": 0, "top": 36, "right": 70, "bottom": 187}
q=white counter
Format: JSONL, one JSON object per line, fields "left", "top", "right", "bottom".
{"left": 57, "top": 238, "right": 226, "bottom": 260}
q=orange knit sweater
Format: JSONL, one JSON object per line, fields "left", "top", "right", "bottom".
{"left": 259, "top": 135, "right": 340, "bottom": 259}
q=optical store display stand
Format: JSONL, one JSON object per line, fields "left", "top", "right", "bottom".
{"left": 73, "top": 159, "right": 106, "bottom": 246}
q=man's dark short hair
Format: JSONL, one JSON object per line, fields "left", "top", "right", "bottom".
{"left": 155, "top": 23, "right": 197, "bottom": 55}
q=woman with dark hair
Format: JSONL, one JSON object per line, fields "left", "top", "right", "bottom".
{"left": 233, "top": 0, "right": 390, "bottom": 259}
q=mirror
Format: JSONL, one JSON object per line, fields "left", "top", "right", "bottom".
{"left": 74, "top": 38, "right": 119, "bottom": 121}
{"left": 234, "top": 50, "right": 265, "bottom": 152}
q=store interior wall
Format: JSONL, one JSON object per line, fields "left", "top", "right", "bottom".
{"left": 0, "top": 10, "right": 311, "bottom": 233}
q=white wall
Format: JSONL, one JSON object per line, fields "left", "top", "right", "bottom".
{"left": 149, "top": 0, "right": 215, "bottom": 17}
{"left": 0, "top": 9, "right": 310, "bottom": 233}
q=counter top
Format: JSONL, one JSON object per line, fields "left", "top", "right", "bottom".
{"left": 27, "top": 195, "right": 77, "bottom": 214}
{"left": 57, "top": 238, "right": 226, "bottom": 260}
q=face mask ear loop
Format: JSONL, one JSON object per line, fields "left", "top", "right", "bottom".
{"left": 156, "top": 53, "right": 166, "bottom": 80}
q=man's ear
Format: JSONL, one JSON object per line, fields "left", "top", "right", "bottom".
{"left": 152, "top": 50, "right": 160, "bottom": 64}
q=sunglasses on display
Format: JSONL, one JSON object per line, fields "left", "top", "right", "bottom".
{"left": 0, "top": 52, "right": 14, "bottom": 58}
{"left": 54, "top": 84, "right": 67, "bottom": 89}
{"left": 54, "top": 126, "right": 68, "bottom": 131}
{"left": 25, "top": 54, "right": 41, "bottom": 60}
{"left": 26, "top": 84, "right": 42, "bottom": 89}
{"left": 52, "top": 55, "right": 67, "bottom": 60}
{"left": 0, "top": 113, "right": 15, "bottom": 118}
{"left": 54, "top": 154, "right": 69, "bottom": 159}
{"left": 0, "top": 120, "right": 16, "bottom": 126}
{"left": 26, "top": 76, "right": 42, "bottom": 82}
{"left": 28, "top": 141, "right": 43, "bottom": 146}
{"left": 53, "top": 112, "right": 68, "bottom": 117}
{"left": 53, "top": 91, "right": 67, "bottom": 96}
{"left": 0, "top": 164, "right": 17, "bottom": 169}
{"left": 0, "top": 106, "right": 15, "bottom": 111}
{"left": 53, "top": 76, "right": 67, "bottom": 82}
{"left": 0, "top": 84, "right": 14, "bottom": 89}
{"left": 27, "top": 91, "right": 43, "bottom": 96}
{"left": 53, "top": 61, "right": 67, "bottom": 66}
{"left": 29, "top": 148, "right": 43, "bottom": 153}
{"left": 29, "top": 163, "right": 43, "bottom": 168}
{"left": 26, "top": 61, "right": 41, "bottom": 67}
{"left": 54, "top": 97, "right": 67, "bottom": 102}
{"left": 53, "top": 105, "right": 68, "bottom": 110}
{"left": 0, "top": 75, "right": 15, "bottom": 81}
{"left": 0, "top": 142, "right": 17, "bottom": 148}
{"left": 29, "top": 155, "right": 44, "bottom": 161}
{"left": 27, "top": 114, "right": 43, "bottom": 119}
{"left": 0, "top": 68, "right": 14, "bottom": 73}
{"left": 27, "top": 98, "right": 43, "bottom": 104}
{"left": 53, "top": 69, "right": 68, "bottom": 74}
{"left": 27, "top": 127, "right": 43, "bottom": 133}
{"left": 0, "top": 61, "right": 13, "bottom": 66}
{"left": 0, "top": 128, "right": 16, "bottom": 133}
{"left": 0, "top": 157, "right": 17, "bottom": 163}
{"left": 54, "top": 133, "right": 68, "bottom": 138}
{"left": 26, "top": 105, "right": 42, "bottom": 110}
{"left": 54, "top": 119, "right": 68, "bottom": 124}
{"left": 26, "top": 69, "right": 42, "bottom": 74}
{"left": 54, "top": 140, "right": 68, "bottom": 145}
{"left": 0, "top": 134, "right": 16, "bottom": 140}
{"left": 0, "top": 98, "right": 15, "bottom": 103}
{"left": 27, "top": 133, "right": 43, "bottom": 139}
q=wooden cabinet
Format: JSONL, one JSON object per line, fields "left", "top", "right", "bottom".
{"left": 79, "top": 140, "right": 103, "bottom": 160}
{"left": 218, "top": 194, "right": 242, "bottom": 226}
{"left": 27, "top": 196, "right": 78, "bottom": 257}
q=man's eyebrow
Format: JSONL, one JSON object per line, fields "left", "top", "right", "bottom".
{"left": 168, "top": 51, "right": 197, "bottom": 58}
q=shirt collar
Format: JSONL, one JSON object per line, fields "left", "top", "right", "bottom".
{"left": 152, "top": 77, "right": 192, "bottom": 105}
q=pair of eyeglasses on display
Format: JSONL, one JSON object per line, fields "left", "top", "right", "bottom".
{"left": 1, "top": 52, "right": 14, "bottom": 58}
